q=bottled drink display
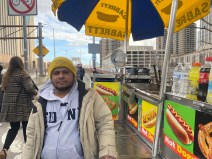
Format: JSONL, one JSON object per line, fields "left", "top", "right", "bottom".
{"left": 197, "top": 57, "right": 212, "bottom": 102}
{"left": 207, "top": 67, "right": 212, "bottom": 104}
{"left": 172, "top": 63, "right": 184, "bottom": 96}
{"left": 186, "top": 62, "right": 201, "bottom": 100}
{"left": 179, "top": 63, "right": 191, "bottom": 97}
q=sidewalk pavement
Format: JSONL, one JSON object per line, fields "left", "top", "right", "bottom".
{"left": 0, "top": 123, "right": 23, "bottom": 159}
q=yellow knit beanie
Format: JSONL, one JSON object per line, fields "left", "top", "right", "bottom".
{"left": 48, "top": 57, "right": 76, "bottom": 77}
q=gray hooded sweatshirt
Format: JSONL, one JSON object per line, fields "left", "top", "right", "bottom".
{"left": 39, "top": 81, "right": 83, "bottom": 159}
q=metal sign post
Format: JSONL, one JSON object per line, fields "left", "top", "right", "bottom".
{"left": 38, "top": 23, "right": 44, "bottom": 76}
{"left": 92, "top": 54, "right": 96, "bottom": 69}
{"left": 92, "top": 37, "right": 96, "bottom": 68}
{"left": 23, "top": 16, "right": 28, "bottom": 70}
{"left": 7, "top": 0, "right": 38, "bottom": 70}
{"left": 88, "top": 37, "right": 100, "bottom": 68}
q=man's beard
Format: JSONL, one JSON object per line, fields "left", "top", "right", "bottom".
{"left": 54, "top": 85, "right": 72, "bottom": 92}
{"left": 52, "top": 82, "right": 74, "bottom": 92}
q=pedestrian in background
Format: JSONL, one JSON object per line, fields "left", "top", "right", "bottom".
{"left": 22, "top": 57, "right": 117, "bottom": 159}
{"left": 93, "top": 67, "right": 98, "bottom": 74}
{"left": 0, "top": 56, "right": 37, "bottom": 159}
{"left": 76, "top": 63, "right": 85, "bottom": 80}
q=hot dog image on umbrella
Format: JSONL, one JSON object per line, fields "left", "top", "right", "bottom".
{"left": 96, "top": 11, "right": 119, "bottom": 22}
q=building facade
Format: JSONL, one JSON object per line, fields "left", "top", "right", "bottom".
{"left": 0, "top": 0, "right": 36, "bottom": 70}
{"left": 102, "top": 46, "right": 165, "bottom": 71}
{"left": 199, "top": 8, "right": 212, "bottom": 49}
{"left": 99, "top": 38, "right": 122, "bottom": 67}
{"left": 178, "top": 23, "right": 196, "bottom": 54}
{"left": 125, "top": 46, "right": 165, "bottom": 68}
{"left": 156, "top": 29, "right": 167, "bottom": 51}
{"left": 156, "top": 23, "right": 197, "bottom": 65}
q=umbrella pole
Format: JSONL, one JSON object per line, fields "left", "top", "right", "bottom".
{"left": 152, "top": 0, "right": 178, "bottom": 157}
{"left": 123, "top": 0, "right": 130, "bottom": 84}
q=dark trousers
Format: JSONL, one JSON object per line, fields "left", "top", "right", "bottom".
{"left": 3, "top": 121, "right": 28, "bottom": 150}
{"left": 80, "top": 76, "right": 83, "bottom": 81}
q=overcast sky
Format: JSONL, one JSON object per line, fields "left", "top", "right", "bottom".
{"left": 34, "top": 0, "right": 156, "bottom": 66}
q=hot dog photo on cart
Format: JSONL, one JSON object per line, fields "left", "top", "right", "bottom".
{"left": 163, "top": 100, "right": 196, "bottom": 154}
{"left": 94, "top": 82, "right": 120, "bottom": 120}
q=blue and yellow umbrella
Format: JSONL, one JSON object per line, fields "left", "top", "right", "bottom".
{"left": 52, "top": 0, "right": 210, "bottom": 41}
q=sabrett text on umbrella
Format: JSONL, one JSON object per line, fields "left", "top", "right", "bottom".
{"left": 87, "top": 26, "right": 125, "bottom": 38}
{"left": 175, "top": 2, "right": 209, "bottom": 28}
{"left": 101, "top": 3, "right": 126, "bottom": 19}
{"left": 154, "top": 0, "right": 165, "bottom": 5}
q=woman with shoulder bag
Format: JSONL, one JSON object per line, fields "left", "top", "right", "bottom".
{"left": 0, "top": 56, "right": 37, "bottom": 159}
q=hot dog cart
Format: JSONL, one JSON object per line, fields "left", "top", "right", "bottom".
{"left": 90, "top": 74, "right": 154, "bottom": 158}
{"left": 89, "top": 72, "right": 212, "bottom": 158}
{"left": 89, "top": 70, "right": 212, "bottom": 158}
{"left": 89, "top": 74, "right": 212, "bottom": 159}
{"left": 120, "top": 82, "right": 212, "bottom": 159}
{"left": 90, "top": 73, "right": 116, "bottom": 87}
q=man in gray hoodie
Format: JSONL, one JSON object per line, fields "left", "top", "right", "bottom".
{"left": 22, "top": 57, "right": 117, "bottom": 159}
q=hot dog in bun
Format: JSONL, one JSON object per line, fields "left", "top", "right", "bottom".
{"left": 128, "top": 102, "right": 138, "bottom": 115}
{"left": 97, "top": 11, "right": 119, "bottom": 22}
{"left": 96, "top": 84, "right": 117, "bottom": 96}
{"left": 166, "top": 104, "right": 194, "bottom": 144}
{"left": 102, "top": 97, "right": 117, "bottom": 111}
{"left": 142, "top": 108, "right": 157, "bottom": 128}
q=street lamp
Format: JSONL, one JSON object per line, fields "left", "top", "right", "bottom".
{"left": 74, "top": 50, "right": 81, "bottom": 63}
{"left": 63, "top": 49, "right": 68, "bottom": 58}
{"left": 53, "top": 28, "right": 56, "bottom": 58}
{"left": 44, "top": 24, "right": 56, "bottom": 58}
{"left": 76, "top": 44, "right": 82, "bottom": 63}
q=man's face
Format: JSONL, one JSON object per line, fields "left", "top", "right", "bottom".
{"left": 51, "top": 67, "right": 75, "bottom": 91}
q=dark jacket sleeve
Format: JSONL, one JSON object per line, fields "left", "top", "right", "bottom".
{"left": 0, "top": 74, "right": 2, "bottom": 85}
{"left": 82, "top": 68, "right": 85, "bottom": 76}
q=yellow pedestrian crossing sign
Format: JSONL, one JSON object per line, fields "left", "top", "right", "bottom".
{"left": 33, "top": 45, "right": 49, "bottom": 56}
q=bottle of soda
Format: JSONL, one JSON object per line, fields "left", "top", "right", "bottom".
{"left": 207, "top": 67, "right": 212, "bottom": 104}
{"left": 186, "top": 62, "right": 201, "bottom": 100}
{"left": 172, "top": 63, "right": 184, "bottom": 96}
{"left": 197, "top": 57, "right": 212, "bottom": 102}
{"left": 179, "top": 63, "right": 191, "bottom": 98}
